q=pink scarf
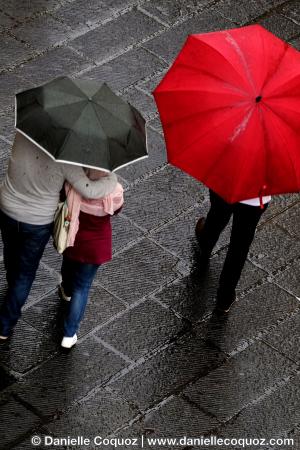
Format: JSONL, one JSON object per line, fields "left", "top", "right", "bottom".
{"left": 65, "top": 181, "right": 124, "bottom": 248}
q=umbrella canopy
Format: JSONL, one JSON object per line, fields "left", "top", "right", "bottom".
{"left": 153, "top": 25, "right": 300, "bottom": 203}
{"left": 16, "top": 76, "right": 147, "bottom": 172}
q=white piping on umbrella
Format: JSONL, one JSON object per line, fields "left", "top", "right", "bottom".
{"left": 15, "top": 128, "right": 149, "bottom": 173}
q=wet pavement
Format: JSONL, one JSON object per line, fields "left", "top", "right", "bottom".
{"left": 0, "top": 0, "right": 300, "bottom": 449}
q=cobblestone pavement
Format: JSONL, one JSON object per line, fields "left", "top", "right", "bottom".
{"left": 0, "top": 1, "right": 300, "bottom": 449}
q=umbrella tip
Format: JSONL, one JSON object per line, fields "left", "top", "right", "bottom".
{"left": 255, "top": 95, "right": 262, "bottom": 103}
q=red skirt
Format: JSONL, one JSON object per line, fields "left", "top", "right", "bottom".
{"left": 63, "top": 211, "right": 112, "bottom": 265}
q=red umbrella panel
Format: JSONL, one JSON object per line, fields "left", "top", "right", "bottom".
{"left": 153, "top": 24, "right": 300, "bottom": 203}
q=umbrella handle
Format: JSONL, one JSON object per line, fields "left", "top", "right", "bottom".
{"left": 259, "top": 185, "right": 267, "bottom": 209}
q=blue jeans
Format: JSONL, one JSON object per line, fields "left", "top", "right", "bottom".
{"left": 61, "top": 257, "right": 99, "bottom": 337}
{"left": 0, "top": 210, "right": 53, "bottom": 336}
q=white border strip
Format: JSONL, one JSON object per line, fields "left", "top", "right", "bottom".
{"left": 15, "top": 128, "right": 148, "bottom": 173}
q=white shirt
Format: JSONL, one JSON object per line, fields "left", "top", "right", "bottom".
{"left": 239, "top": 196, "right": 271, "bottom": 206}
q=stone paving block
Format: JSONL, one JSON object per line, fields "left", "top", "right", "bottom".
{"left": 155, "top": 253, "right": 267, "bottom": 323}
{"left": 111, "top": 214, "right": 144, "bottom": 254}
{"left": 0, "top": 72, "right": 25, "bottom": 109}
{"left": 15, "top": 46, "right": 92, "bottom": 88}
{"left": 11, "top": 428, "right": 52, "bottom": 450}
{"left": 0, "top": 34, "right": 34, "bottom": 70}
{"left": 143, "top": 395, "right": 219, "bottom": 439}
{"left": 151, "top": 202, "right": 231, "bottom": 263}
{"left": 259, "top": 13, "right": 300, "bottom": 40}
{"left": 80, "top": 48, "right": 167, "bottom": 91}
{"left": 183, "top": 340, "right": 297, "bottom": 422}
{"left": 262, "top": 311, "right": 300, "bottom": 363}
{"left": 147, "top": 115, "right": 163, "bottom": 133}
{"left": 217, "top": 373, "right": 300, "bottom": 441}
{"left": 259, "top": 194, "right": 300, "bottom": 226}
{"left": 73, "top": 286, "right": 126, "bottom": 336}
{"left": 273, "top": 203, "right": 300, "bottom": 240}
{"left": 290, "top": 36, "right": 300, "bottom": 50}
{"left": 273, "top": 258, "right": 300, "bottom": 299}
{"left": 248, "top": 222, "right": 300, "bottom": 272}
{"left": 281, "top": 0, "right": 300, "bottom": 23}
{"left": 47, "top": 389, "right": 138, "bottom": 438}
{"left": 3, "top": 0, "right": 62, "bottom": 19}
{"left": 0, "top": 145, "right": 9, "bottom": 179}
{"left": 0, "top": 366, "right": 15, "bottom": 392}
{"left": 22, "top": 291, "right": 65, "bottom": 338}
{"left": 144, "top": 9, "right": 233, "bottom": 63}
{"left": 23, "top": 286, "right": 125, "bottom": 338}
{"left": 110, "top": 329, "right": 226, "bottom": 411}
{"left": 213, "top": 0, "right": 287, "bottom": 25}
{"left": 27, "top": 263, "right": 60, "bottom": 303}
{"left": 17, "top": 336, "right": 127, "bottom": 417}
{"left": 53, "top": 0, "right": 139, "bottom": 30}
{"left": 96, "top": 238, "right": 179, "bottom": 304}
{"left": 96, "top": 299, "right": 185, "bottom": 360}
{"left": 0, "top": 396, "right": 41, "bottom": 449}
{"left": 41, "top": 241, "right": 62, "bottom": 274}
{"left": 0, "top": 11, "right": 17, "bottom": 30}
{"left": 70, "top": 9, "right": 164, "bottom": 63}
{"left": 118, "top": 128, "right": 167, "bottom": 182}
{"left": 121, "top": 86, "right": 157, "bottom": 119}
{"left": 141, "top": 0, "right": 216, "bottom": 24}
{"left": 137, "top": 70, "right": 168, "bottom": 95}
{"left": 13, "top": 15, "right": 73, "bottom": 51}
{"left": 0, "top": 108, "right": 15, "bottom": 142}
{"left": 201, "top": 282, "right": 300, "bottom": 354}
{"left": 123, "top": 165, "right": 206, "bottom": 232}
{"left": 0, "top": 319, "right": 57, "bottom": 374}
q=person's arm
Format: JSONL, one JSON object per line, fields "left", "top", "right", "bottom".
{"left": 62, "top": 165, "right": 118, "bottom": 199}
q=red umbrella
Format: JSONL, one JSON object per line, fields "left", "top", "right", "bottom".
{"left": 153, "top": 25, "right": 300, "bottom": 204}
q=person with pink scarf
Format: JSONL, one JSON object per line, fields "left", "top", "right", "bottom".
{"left": 59, "top": 169, "right": 123, "bottom": 349}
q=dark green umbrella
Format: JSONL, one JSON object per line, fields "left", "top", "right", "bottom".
{"left": 15, "top": 76, "right": 148, "bottom": 171}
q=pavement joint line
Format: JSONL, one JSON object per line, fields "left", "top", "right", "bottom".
{"left": 111, "top": 236, "right": 146, "bottom": 259}
{"left": 77, "top": 296, "right": 150, "bottom": 343}
{"left": 271, "top": 279, "right": 300, "bottom": 303}
{"left": 140, "top": 44, "right": 171, "bottom": 66}
{"left": 180, "top": 392, "right": 223, "bottom": 424}
{"left": 281, "top": 12, "right": 300, "bottom": 27}
{"left": 137, "top": 5, "right": 171, "bottom": 28}
{"left": 89, "top": 281, "right": 129, "bottom": 307}
{"left": 0, "top": 135, "right": 12, "bottom": 145}
{"left": 107, "top": 395, "right": 179, "bottom": 438}
{"left": 71, "top": 1, "right": 232, "bottom": 77}
{"left": 245, "top": 0, "right": 299, "bottom": 25}
{"left": 92, "top": 335, "right": 135, "bottom": 365}
{"left": 121, "top": 163, "right": 169, "bottom": 191}
{"left": 260, "top": 337, "right": 300, "bottom": 366}
{"left": 147, "top": 201, "right": 206, "bottom": 235}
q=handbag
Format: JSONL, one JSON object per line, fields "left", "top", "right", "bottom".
{"left": 53, "top": 200, "right": 70, "bottom": 254}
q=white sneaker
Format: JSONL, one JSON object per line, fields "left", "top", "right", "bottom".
{"left": 59, "top": 284, "right": 71, "bottom": 301}
{"left": 61, "top": 334, "right": 77, "bottom": 349}
{"left": 0, "top": 335, "right": 9, "bottom": 340}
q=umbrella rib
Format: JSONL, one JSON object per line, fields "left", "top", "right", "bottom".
{"left": 224, "top": 31, "right": 256, "bottom": 95}
{"left": 171, "top": 107, "right": 247, "bottom": 166}
{"left": 261, "top": 102, "right": 300, "bottom": 188}
{"left": 175, "top": 62, "right": 249, "bottom": 96}
{"left": 261, "top": 34, "right": 289, "bottom": 91}
{"left": 162, "top": 103, "right": 248, "bottom": 127}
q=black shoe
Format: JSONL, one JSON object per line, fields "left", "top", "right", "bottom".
{"left": 195, "top": 217, "right": 206, "bottom": 240}
{"left": 215, "top": 293, "right": 237, "bottom": 313}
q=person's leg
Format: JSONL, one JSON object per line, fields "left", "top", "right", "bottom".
{"left": 0, "top": 216, "right": 52, "bottom": 336}
{"left": 63, "top": 259, "right": 99, "bottom": 338}
{"left": 196, "top": 190, "right": 233, "bottom": 257}
{"left": 0, "top": 211, "right": 20, "bottom": 286}
{"left": 216, "top": 202, "right": 269, "bottom": 310}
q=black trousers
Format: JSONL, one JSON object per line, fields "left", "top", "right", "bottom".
{"left": 200, "top": 190, "right": 268, "bottom": 302}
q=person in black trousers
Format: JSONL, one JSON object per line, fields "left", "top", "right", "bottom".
{"left": 195, "top": 189, "right": 269, "bottom": 313}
